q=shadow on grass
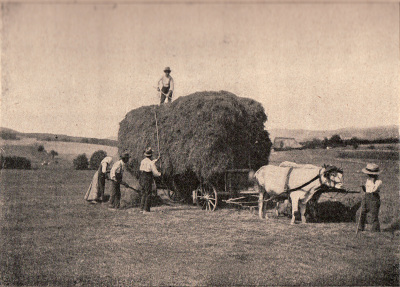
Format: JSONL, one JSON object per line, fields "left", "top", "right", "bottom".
{"left": 311, "top": 201, "right": 361, "bottom": 223}
{"left": 276, "top": 200, "right": 362, "bottom": 223}
{"left": 313, "top": 260, "right": 399, "bottom": 286}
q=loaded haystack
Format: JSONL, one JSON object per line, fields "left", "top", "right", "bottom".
{"left": 118, "top": 91, "right": 271, "bottom": 193}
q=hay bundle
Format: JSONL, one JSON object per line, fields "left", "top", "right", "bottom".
{"left": 118, "top": 91, "right": 271, "bottom": 185}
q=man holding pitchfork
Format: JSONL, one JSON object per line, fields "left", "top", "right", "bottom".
{"left": 157, "top": 67, "right": 174, "bottom": 104}
{"left": 139, "top": 147, "right": 161, "bottom": 213}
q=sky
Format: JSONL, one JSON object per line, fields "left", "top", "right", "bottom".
{"left": 1, "top": 2, "right": 399, "bottom": 138}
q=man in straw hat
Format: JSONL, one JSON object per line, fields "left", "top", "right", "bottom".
{"left": 157, "top": 67, "right": 174, "bottom": 104}
{"left": 139, "top": 147, "right": 161, "bottom": 213}
{"left": 108, "top": 151, "right": 130, "bottom": 209}
{"left": 358, "top": 163, "right": 382, "bottom": 232}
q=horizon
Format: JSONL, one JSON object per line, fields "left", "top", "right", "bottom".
{"left": 1, "top": 3, "right": 398, "bottom": 138}
{"left": 1, "top": 123, "right": 398, "bottom": 141}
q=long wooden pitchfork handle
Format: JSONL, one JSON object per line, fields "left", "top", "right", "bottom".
{"left": 154, "top": 86, "right": 168, "bottom": 97}
{"left": 154, "top": 108, "right": 161, "bottom": 169}
{"left": 356, "top": 186, "right": 366, "bottom": 235}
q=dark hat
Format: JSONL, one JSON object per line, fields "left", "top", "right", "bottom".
{"left": 163, "top": 67, "right": 171, "bottom": 72}
{"left": 362, "top": 163, "right": 380, "bottom": 175}
{"left": 144, "top": 147, "right": 153, "bottom": 157}
{"left": 120, "top": 151, "right": 130, "bottom": 159}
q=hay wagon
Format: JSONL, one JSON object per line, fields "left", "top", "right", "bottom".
{"left": 161, "top": 167, "right": 360, "bottom": 217}
{"left": 194, "top": 168, "right": 262, "bottom": 211}
{"left": 161, "top": 168, "right": 261, "bottom": 212}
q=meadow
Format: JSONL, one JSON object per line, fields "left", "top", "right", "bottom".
{"left": 1, "top": 142, "right": 399, "bottom": 286}
{"left": 0, "top": 138, "right": 118, "bottom": 168}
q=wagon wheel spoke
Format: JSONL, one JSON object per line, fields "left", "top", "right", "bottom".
{"left": 195, "top": 188, "right": 203, "bottom": 209}
{"left": 196, "top": 183, "right": 218, "bottom": 211}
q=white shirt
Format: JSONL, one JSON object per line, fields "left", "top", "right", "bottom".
{"left": 110, "top": 159, "right": 125, "bottom": 181}
{"left": 365, "top": 178, "right": 382, "bottom": 193}
{"left": 158, "top": 75, "right": 174, "bottom": 91}
{"left": 100, "top": 156, "right": 113, "bottom": 173}
{"left": 140, "top": 157, "right": 161, "bottom": 177}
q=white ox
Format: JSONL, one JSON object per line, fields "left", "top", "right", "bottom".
{"left": 252, "top": 162, "right": 343, "bottom": 224}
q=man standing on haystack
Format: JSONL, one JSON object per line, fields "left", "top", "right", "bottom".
{"left": 108, "top": 152, "right": 130, "bottom": 210}
{"left": 157, "top": 67, "right": 174, "bottom": 104}
{"left": 139, "top": 147, "right": 161, "bottom": 213}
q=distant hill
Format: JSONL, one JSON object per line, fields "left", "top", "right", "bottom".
{"left": 0, "top": 127, "right": 20, "bottom": 134}
{"left": 0, "top": 127, "right": 118, "bottom": 147}
{"left": 268, "top": 125, "right": 399, "bottom": 142}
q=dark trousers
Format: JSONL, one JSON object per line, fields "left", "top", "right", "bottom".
{"left": 109, "top": 180, "right": 121, "bottom": 209}
{"left": 160, "top": 86, "right": 172, "bottom": 104}
{"left": 140, "top": 171, "right": 153, "bottom": 212}
{"left": 359, "top": 193, "right": 381, "bottom": 232}
{"left": 97, "top": 168, "right": 106, "bottom": 202}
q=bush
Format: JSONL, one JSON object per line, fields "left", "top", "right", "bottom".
{"left": 0, "top": 132, "right": 18, "bottom": 140}
{"left": 329, "top": 134, "right": 344, "bottom": 147}
{"left": 37, "top": 145, "right": 45, "bottom": 152}
{"left": 301, "top": 138, "right": 323, "bottom": 149}
{"left": 89, "top": 150, "right": 107, "bottom": 170}
{"left": 0, "top": 156, "right": 31, "bottom": 169}
{"left": 73, "top": 154, "right": 89, "bottom": 170}
{"left": 119, "top": 91, "right": 271, "bottom": 185}
{"left": 368, "top": 145, "right": 375, "bottom": 150}
{"left": 50, "top": 150, "right": 58, "bottom": 158}
{"left": 352, "top": 142, "right": 359, "bottom": 150}
{"left": 322, "top": 137, "right": 329, "bottom": 149}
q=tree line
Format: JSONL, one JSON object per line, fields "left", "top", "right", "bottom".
{"left": 0, "top": 130, "right": 117, "bottom": 147}
{"left": 301, "top": 134, "right": 399, "bottom": 149}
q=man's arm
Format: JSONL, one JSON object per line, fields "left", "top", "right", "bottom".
{"left": 169, "top": 77, "right": 174, "bottom": 93}
{"left": 157, "top": 77, "right": 163, "bottom": 90}
{"left": 101, "top": 162, "right": 108, "bottom": 173}
{"left": 373, "top": 180, "right": 382, "bottom": 192}
{"left": 150, "top": 160, "right": 161, "bottom": 177}
{"left": 111, "top": 163, "right": 122, "bottom": 182}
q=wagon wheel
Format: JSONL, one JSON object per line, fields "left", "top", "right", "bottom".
{"left": 167, "top": 179, "right": 184, "bottom": 203}
{"left": 196, "top": 183, "right": 218, "bottom": 211}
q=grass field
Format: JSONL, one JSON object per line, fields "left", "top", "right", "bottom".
{"left": 1, "top": 146, "right": 399, "bottom": 286}
{"left": 1, "top": 138, "right": 118, "bottom": 168}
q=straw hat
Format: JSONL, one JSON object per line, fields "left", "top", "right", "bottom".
{"left": 144, "top": 147, "right": 153, "bottom": 157}
{"left": 362, "top": 163, "right": 381, "bottom": 175}
{"left": 163, "top": 67, "right": 171, "bottom": 72}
